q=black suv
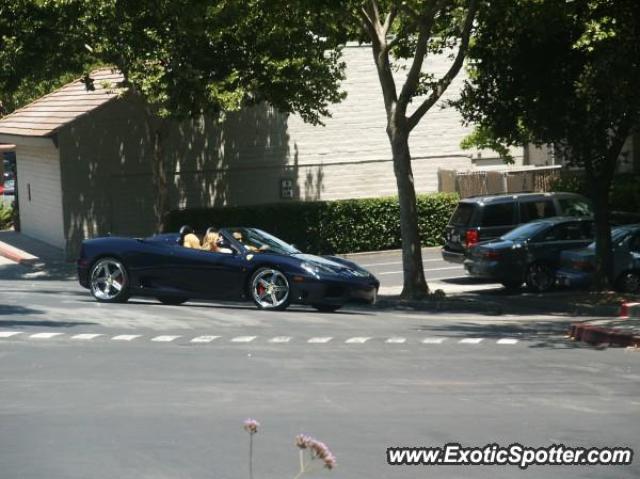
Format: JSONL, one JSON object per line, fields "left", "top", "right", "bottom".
{"left": 441, "top": 192, "right": 592, "bottom": 264}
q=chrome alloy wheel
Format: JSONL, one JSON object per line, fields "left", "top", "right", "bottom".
{"left": 90, "top": 258, "right": 128, "bottom": 301}
{"left": 251, "top": 269, "right": 290, "bottom": 309}
{"left": 526, "top": 263, "right": 554, "bottom": 292}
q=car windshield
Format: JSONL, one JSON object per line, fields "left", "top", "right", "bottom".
{"left": 222, "top": 227, "right": 299, "bottom": 254}
{"left": 587, "top": 228, "right": 629, "bottom": 249}
{"left": 501, "top": 221, "right": 550, "bottom": 241}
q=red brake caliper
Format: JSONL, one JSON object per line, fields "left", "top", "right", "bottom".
{"left": 257, "top": 283, "right": 265, "bottom": 296}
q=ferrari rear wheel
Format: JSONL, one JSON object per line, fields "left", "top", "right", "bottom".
{"left": 312, "top": 304, "right": 342, "bottom": 313}
{"left": 250, "top": 267, "right": 290, "bottom": 311}
{"left": 157, "top": 296, "right": 189, "bottom": 306}
{"left": 89, "top": 257, "right": 130, "bottom": 303}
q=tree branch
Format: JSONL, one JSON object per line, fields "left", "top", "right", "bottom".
{"left": 397, "top": 0, "right": 447, "bottom": 114}
{"left": 361, "top": 1, "right": 398, "bottom": 115}
{"left": 382, "top": 4, "right": 398, "bottom": 36}
{"left": 407, "top": 0, "right": 478, "bottom": 131}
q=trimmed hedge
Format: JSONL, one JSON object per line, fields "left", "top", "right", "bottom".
{"left": 550, "top": 173, "right": 640, "bottom": 213}
{"left": 165, "top": 193, "right": 459, "bottom": 255}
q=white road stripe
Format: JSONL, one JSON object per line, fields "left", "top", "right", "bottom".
{"left": 308, "top": 337, "right": 333, "bottom": 343}
{"left": 422, "top": 337, "right": 446, "bottom": 344}
{"left": 231, "top": 336, "right": 257, "bottom": 343}
{"left": 497, "top": 338, "right": 519, "bottom": 345}
{"left": 190, "top": 335, "right": 221, "bottom": 343}
{"left": 378, "top": 266, "right": 461, "bottom": 276}
{"left": 385, "top": 337, "right": 407, "bottom": 344}
{"left": 112, "top": 335, "right": 141, "bottom": 341}
{"left": 345, "top": 337, "right": 371, "bottom": 344}
{"left": 0, "top": 331, "right": 22, "bottom": 338}
{"left": 30, "top": 332, "right": 64, "bottom": 339}
{"left": 360, "top": 258, "right": 442, "bottom": 267}
{"left": 71, "top": 333, "right": 103, "bottom": 340}
{"left": 151, "top": 335, "right": 181, "bottom": 342}
{"left": 459, "top": 338, "right": 484, "bottom": 344}
{"left": 269, "top": 336, "right": 292, "bottom": 343}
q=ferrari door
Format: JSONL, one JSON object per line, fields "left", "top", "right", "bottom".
{"left": 167, "top": 247, "right": 245, "bottom": 298}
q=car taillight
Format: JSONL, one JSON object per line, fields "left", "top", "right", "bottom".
{"left": 465, "top": 229, "right": 479, "bottom": 248}
{"left": 483, "top": 251, "right": 501, "bottom": 260}
{"left": 572, "top": 260, "right": 593, "bottom": 271}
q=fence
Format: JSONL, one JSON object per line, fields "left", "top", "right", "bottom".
{"left": 438, "top": 165, "right": 562, "bottom": 198}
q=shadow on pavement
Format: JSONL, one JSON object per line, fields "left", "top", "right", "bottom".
{"left": 414, "top": 319, "right": 585, "bottom": 350}
{"left": 0, "top": 305, "right": 45, "bottom": 316}
{"left": 0, "top": 319, "right": 96, "bottom": 328}
{"left": 0, "top": 262, "right": 76, "bottom": 281}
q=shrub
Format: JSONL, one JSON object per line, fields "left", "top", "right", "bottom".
{"left": 0, "top": 202, "right": 13, "bottom": 230}
{"left": 165, "top": 193, "right": 459, "bottom": 255}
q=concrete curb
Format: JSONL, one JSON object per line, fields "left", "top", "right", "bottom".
{"left": 371, "top": 296, "right": 503, "bottom": 315}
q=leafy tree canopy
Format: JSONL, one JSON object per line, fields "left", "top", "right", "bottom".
{"left": 1, "top": 0, "right": 348, "bottom": 124}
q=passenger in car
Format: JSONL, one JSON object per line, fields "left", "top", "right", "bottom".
{"left": 202, "top": 227, "right": 233, "bottom": 254}
{"left": 178, "top": 225, "right": 202, "bottom": 249}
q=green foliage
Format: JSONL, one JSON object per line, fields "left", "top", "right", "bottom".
{"left": 1, "top": 0, "right": 347, "bottom": 124}
{"left": 551, "top": 174, "right": 640, "bottom": 213}
{"left": 0, "top": 202, "right": 13, "bottom": 230}
{"left": 165, "top": 193, "right": 459, "bottom": 254}
{"left": 460, "top": 125, "right": 515, "bottom": 164}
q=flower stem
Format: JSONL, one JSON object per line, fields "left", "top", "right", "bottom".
{"left": 249, "top": 434, "right": 254, "bottom": 479}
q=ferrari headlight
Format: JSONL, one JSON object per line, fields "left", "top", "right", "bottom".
{"left": 301, "top": 262, "right": 335, "bottom": 276}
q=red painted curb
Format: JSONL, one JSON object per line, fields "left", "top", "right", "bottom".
{"left": 620, "top": 302, "right": 640, "bottom": 318}
{"left": 0, "top": 242, "right": 35, "bottom": 265}
{"left": 568, "top": 321, "right": 640, "bottom": 347}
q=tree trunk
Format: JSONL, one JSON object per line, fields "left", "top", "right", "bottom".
{"left": 587, "top": 170, "right": 614, "bottom": 290}
{"left": 388, "top": 125, "right": 429, "bottom": 299}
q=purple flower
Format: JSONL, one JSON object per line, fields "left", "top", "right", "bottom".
{"left": 295, "top": 434, "right": 336, "bottom": 469}
{"left": 243, "top": 418, "right": 260, "bottom": 435}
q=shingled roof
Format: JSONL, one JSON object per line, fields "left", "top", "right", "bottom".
{"left": 0, "top": 68, "right": 125, "bottom": 137}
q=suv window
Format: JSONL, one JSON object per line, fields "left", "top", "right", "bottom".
{"left": 450, "top": 203, "right": 475, "bottom": 226}
{"left": 481, "top": 203, "right": 515, "bottom": 227}
{"left": 519, "top": 200, "right": 555, "bottom": 223}
{"left": 558, "top": 197, "right": 592, "bottom": 217}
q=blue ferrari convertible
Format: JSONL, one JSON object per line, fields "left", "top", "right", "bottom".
{"left": 77, "top": 227, "right": 379, "bottom": 312}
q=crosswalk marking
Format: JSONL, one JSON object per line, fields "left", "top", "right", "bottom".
{"left": 0, "top": 332, "right": 528, "bottom": 347}
{"left": 345, "top": 337, "right": 371, "bottom": 344}
{"left": 151, "top": 335, "right": 181, "bottom": 342}
{"left": 30, "top": 332, "right": 63, "bottom": 339}
{"left": 0, "top": 331, "right": 22, "bottom": 338}
{"left": 231, "top": 336, "right": 257, "bottom": 343}
{"left": 190, "top": 335, "right": 221, "bottom": 343}
{"left": 269, "top": 336, "right": 292, "bottom": 343}
{"left": 112, "top": 335, "right": 141, "bottom": 341}
{"left": 71, "top": 333, "right": 103, "bottom": 340}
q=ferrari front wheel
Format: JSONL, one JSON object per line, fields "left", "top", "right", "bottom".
{"left": 250, "top": 267, "right": 290, "bottom": 311}
{"left": 89, "top": 257, "right": 130, "bottom": 303}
